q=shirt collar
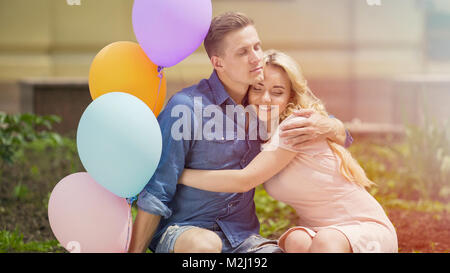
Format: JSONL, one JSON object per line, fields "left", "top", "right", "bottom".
{"left": 208, "top": 71, "right": 251, "bottom": 107}
{"left": 208, "top": 70, "right": 232, "bottom": 106}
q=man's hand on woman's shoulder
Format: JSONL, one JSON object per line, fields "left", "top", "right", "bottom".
{"left": 279, "top": 109, "right": 347, "bottom": 149}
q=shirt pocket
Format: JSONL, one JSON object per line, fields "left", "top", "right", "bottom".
{"left": 191, "top": 132, "right": 240, "bottom": 168}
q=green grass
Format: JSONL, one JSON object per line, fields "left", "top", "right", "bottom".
{"left": 254, "top": 185, "right": 297, "bottom": 239}
{"left": 0, "top": 228, "right": 64, "bottom": 253}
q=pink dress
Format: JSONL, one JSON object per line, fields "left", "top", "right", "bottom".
{"left": 262, "top": 115, "right": 398, "bottom": 253}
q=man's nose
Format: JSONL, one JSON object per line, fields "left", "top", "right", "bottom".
{"left": 249, "top": 49, "right": 261, "bottom": 65}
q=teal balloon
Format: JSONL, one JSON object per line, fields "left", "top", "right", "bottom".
{"left": 77, "top": 92, "right": 162, "bottom": 198}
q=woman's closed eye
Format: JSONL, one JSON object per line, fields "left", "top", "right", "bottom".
{"left": 271, "top": 89, "right": 284, "bottom": 96}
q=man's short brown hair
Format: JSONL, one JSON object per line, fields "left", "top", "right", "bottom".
{"left": 204, "top": 12, "right": 254, "bottom": 58}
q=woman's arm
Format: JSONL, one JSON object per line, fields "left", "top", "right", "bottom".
{"left": 179, "top": 147, "right": 297, "bottom": 193}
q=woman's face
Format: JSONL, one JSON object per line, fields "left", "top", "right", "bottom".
{"left": 248, "top": 64, "right": 292, "bottom": 122}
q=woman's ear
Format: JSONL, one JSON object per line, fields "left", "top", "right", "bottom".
{"left": 211, "top": 56, "right": 224, "bottom": 71}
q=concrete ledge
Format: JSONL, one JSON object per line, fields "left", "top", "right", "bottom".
{"left": 19, "top": 77, "right": 88, "bottom": 87}
{"left": 345, "top": 120, "right": 405, "bottom": 141}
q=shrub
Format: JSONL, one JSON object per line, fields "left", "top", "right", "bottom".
{"left": 350, "top": 114, "right": 450, "bottom": 202}
{"left": 0, "top": 112, "right": 62, "bottom": 165}
{"left": 399, "top": 115, "right": 450, "bottom": 200}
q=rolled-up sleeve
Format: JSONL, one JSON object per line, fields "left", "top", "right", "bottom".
{"left": 136, "top": 93, "right": 196, "bottom": 219}
{"left": 344, "top": 129, "right": 353, "bottom": 148}
{"left": 137, "top": 189, "right": 173, "bottom": 218}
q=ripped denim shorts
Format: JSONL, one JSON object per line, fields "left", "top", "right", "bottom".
{"left": 154, "top": 224, "right": 282, "bottom": 253}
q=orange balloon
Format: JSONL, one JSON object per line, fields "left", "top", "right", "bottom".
{"left": 89, "top": 41, "right": 167, "bottom": 116}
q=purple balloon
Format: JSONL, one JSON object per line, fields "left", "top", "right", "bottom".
{"left": 132, "top": 0, "right": 212, "bottom": 67}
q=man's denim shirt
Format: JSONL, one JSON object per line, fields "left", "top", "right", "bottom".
{"left": 137, "top": 71, "right": 353, "bottom": 252}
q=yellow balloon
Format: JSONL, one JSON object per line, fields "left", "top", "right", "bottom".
{"left": 89, "top": 41, "right": 167, "bottom": 116}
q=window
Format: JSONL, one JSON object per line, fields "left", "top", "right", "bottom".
{"left": 424, "top": 0, "right": 450, "bottom": 61}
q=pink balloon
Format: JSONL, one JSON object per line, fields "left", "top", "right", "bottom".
{"left": 48, "top": 173, "right": 132, "bottom": 253}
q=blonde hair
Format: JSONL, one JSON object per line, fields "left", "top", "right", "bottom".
{"left": 264, "top": 49, "right": 374, "bottom": 188}
{"left": 204, "top": 12, "right": 254, "bottom": 58}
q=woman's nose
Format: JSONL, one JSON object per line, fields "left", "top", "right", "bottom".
{"left": 261, "top": 91, "right": 271, "bottom": 103}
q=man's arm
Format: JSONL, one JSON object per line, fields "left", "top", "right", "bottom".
{"left": 128, "top": 210, "right": 161, "bottom": 253}
{"left": 279, "top": 109, "right": 350, "bottom": 148}
{"left": 127, "top": 93, "right": 196, "bottom": 253}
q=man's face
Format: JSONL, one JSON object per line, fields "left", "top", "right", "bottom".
{"left": 215, "top": 25, "right": 264, "bottom": 87}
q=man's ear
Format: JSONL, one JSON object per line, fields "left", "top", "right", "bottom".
{"left": 211, "top": 56, "right": 224, "bottom": 71}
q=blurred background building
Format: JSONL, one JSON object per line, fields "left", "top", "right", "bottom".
{"left": 0, "top": 0, "right": 449, "bottom": 134}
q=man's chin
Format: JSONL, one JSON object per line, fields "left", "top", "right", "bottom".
{"left": 251, "top": 73, "right": 264, "bottom": 84}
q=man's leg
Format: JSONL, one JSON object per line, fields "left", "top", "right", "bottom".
{"left": 232, "top": 234, "right": 283, "bottom": 253}
{"left": 155, "top": 225, "right": 223, "bottom": 253}
{"left": 174, "top": 227, "right": 223, "bottom": 253}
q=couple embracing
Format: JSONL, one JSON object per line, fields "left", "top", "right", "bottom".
{"left": 128, "top": 12, "right": 398, "bottom": 253}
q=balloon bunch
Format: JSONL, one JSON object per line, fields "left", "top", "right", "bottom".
{"left": 47, "top": 0, "right": 212, "bottom": 253}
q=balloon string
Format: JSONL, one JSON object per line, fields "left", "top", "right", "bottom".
{"left": 125, "top": 196, "right": 137, "bottom": 252}
{"left": 153, "top": 66, "right": 164, "bottom": 112}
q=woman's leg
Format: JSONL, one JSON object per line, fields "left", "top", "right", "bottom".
{"left": 282, "top": 229, "right": 313, "bottom": 253}
{"left": 309, "top": 228, "right": 352, "bottom": 253}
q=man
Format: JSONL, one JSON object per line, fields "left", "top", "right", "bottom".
{"left": 128, "top": 12, "right": 351, "bottom": 253}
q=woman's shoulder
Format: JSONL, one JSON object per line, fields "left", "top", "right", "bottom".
{"left": 278, "top": 113, "right": 333, "bottom": 154}
{"left": 279, "top": 113, "right": 307, "bottom": 126}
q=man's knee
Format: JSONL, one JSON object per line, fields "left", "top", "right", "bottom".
{"left": 195, "top": 230, "right": 222, "bottom": 253}
{"left": 174, "top": 228, "right": 222, "bottom": 253}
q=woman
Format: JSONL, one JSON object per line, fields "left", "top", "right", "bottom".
{"left": 178, "top": 50, "right": 398, "bottom": 253}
